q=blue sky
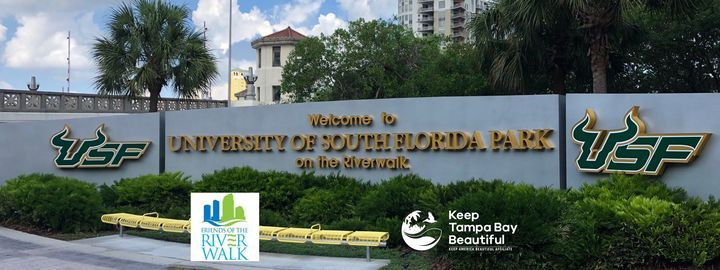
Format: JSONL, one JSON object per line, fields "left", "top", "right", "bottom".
{"left": 0, "top": 0, "right": 395, "bottom": 99}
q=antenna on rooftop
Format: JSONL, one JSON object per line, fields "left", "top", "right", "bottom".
{"left": 66, "top": 31, "right": 71, "bottom": 93}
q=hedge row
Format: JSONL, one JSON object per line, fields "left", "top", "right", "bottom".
{"left": 1, "top": 168, "right": 719, "bottom": 269}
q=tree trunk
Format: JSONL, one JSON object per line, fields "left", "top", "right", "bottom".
{"left": 550, "top": 68, "right": 567, "bottom": 95}
{"left": 590, "top": 41, "right": 609, "bottom": 93}
{"left": 149, "top": 86, "right": 161, "bottom": 112}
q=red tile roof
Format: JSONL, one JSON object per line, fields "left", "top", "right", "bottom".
{"left": 251, "top": 27, "right": 306, "bottom": 48}
{"left": 263, "top": 27, "right": 306, "bottom": 39}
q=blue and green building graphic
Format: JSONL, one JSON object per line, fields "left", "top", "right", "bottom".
{"left": 203, "top": 194, "right": 246, "bottom": 227}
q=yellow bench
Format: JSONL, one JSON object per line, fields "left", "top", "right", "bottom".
{"left": 275, "top": 224, "right": 321, "bottom": 243}
{"left": 310, "top": 230, "right": 353, "bottom": 245}
{"left": 101, "top": 212, "right": 191, "bottom": 235}
{"left": 346, "top": 231, "right": 390, "bottom": 247}
{"left": 101, "top": 213, "right": 389, "bottom": 261}
{"left": 259, "top": 226, "right": 287, "bottom": 240}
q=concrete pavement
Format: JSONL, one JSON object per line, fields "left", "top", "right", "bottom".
{"left": 0, "top": 227, "right": 390, "bottom": 270}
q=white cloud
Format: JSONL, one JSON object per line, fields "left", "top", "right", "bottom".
{"left": 0, "top": 0, "right": 108, "bottom": 17}
{"left": 210, "top": 82, "right": 229, "bottom": 101}
{"left": 192, "top": 0, "right": 273, "bottom": 55}
{"left": 0, "top": 24, "right": 6, "bottom": 42}
{"left": 0, "top": 80, "right": 12, "bottom": 89}
{"left": 2, "top": 12, "right": 100, "bottom": 69}
{"left": 308, "top": 13, "right": 347, "bottom": 36}
{"left": 336, "top": 0, "right": 396, "bottom": 20}
{"left": 271, "top": 0, "right": 324, "bottom": 30}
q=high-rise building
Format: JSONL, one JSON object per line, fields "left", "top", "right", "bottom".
{"left": 398, "top": 0, "right": 493, "bottom": 42}
{"left": 229, "top": 68, "right": 248, "bottom": 101}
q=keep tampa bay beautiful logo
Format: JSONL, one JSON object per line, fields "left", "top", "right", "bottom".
{"left": 401, "top": 210, "right": 517, "bottom": 252}
{"left": 191, "top": 193, "right": 259, "bottom": 262}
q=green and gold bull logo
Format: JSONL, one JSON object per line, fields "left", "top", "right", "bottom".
{"left": 50, "top": 125, "right": 150, "bottom": 168}
{"left": 572, "top": 106, "right": 710, "bottom": 175}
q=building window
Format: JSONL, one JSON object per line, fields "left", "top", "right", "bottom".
{"left": 439, "top": 0, "right": 445, "bottom": 8}
{"left": 273, "top": 85, "right": 281, "bottom": 102}
{"left": 257, "top": 87, "right": 261, "bottom": 101}
{"left": 272, "top": 46, "right": 281, "bottom": 67}
{"left": 439, "top": 16, "right": 445, "bottom": 30}
{"left": 257, "top": 48, "right": 262, "bottom": 68}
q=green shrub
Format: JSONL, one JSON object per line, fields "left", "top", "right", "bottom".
{"left": 436, "top": 179, "right": 508, "bottom": 205}
{"left": 195, "top": 167, "right": 304, "bottom": 215}
{"left": 563, "top": 194, "right": 654, "bottom": 269}
{"left": 439, "top": 184, "right": 568, "bottom": 269}
{"left": 0, "top": 174, "right": 102, "bottom": 232}
{"left": 292, "top": 188, "right": 355, "bottom": 226}
{"left": 356, "top": 175, "right": 439, "bottom": 222}
{"left": 113, "top": 172, "right": 192, "bottom": 219}
{"left": 328, "top": 218, "right": 370, "bottom": 231}
{"left": 260, "top": 209, "right": 290, "bottom": 227}
{"left": 655, "top": 198, "right": 720, "bottom": 266}
{"left": 571, "top": 174, "right": 687, "bottom": 203}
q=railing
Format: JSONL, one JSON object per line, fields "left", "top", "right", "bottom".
{"left": 418, "top": 7, "right": 433, "bottom": 12}
{"left": 0, "top": 89, "right": 227, "bottom": 113}
{"left": 418, "top": 16, "right": 434, "bottom": 22}
{"left": 418, "top": 25, "right": 434, "bottom": 32}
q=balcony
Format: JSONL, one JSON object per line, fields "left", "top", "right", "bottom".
{"left": 0, "top": 89, "right": 227, "bottom": 113}
{"left": 418, "top": 0, "right": 434, "bottom": 3}
{"left": 418, "top": 25, "right": 434, "bottom": 32}
{"left": 418, "top": 6, "right": 433, "bottom": 13}
{"left": 418, "top": 16, "right": 434, "bottom": 23}
{"left": 452, "top": 12, "right": 466, "bottom": 19}
{"left": 453, "top": 2, "right": 466, "bottom": 10}
{"left": 452, "top": 20, "right": 465, "bottom": 29}
{"left": 452, "top": 31, "right": 466, "bottom": 38}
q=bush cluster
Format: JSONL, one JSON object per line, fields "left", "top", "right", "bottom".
{"left": 1, "top": 169, "right": 720, "bottom": 268}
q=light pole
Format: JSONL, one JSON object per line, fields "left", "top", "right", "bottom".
{"left": 243, "top": 67, "right": 258, "bottom": 101}
{"left": 227, "top": 0, "right": 232, "bottom": 106}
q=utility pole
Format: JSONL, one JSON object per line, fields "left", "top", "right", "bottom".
{"left": 203, "top": 21, "right": 212, "bottom": 100}
{"left": 227, "top": 0, "right": 232, "bottom": 106}
{"left": 66, "top": 31, "right": 71, "bottom": 93}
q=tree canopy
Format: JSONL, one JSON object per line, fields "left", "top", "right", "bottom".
{"left": 281, "top": 19, "right": 488, "bottom": 102}
{"left": 93, "top": 0, "right": 218, "bottom": 112}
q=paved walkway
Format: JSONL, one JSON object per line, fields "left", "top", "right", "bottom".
{"left": 0, "top": 227, "right": 390, "bottom": 270}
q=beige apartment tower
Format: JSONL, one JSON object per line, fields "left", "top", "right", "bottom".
{"left": 398, "top": 0, "right": 493, "bottom": 42}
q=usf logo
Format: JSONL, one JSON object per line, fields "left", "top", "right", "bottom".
{"left": 572, "top": 106, "right": 710, "bottom": 176}
{"left": 50, "top": 125, "right": 150, "bottom": 168}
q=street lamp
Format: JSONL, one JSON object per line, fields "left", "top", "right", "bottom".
{"left": 243, "top": 67, "right": 258, "bottom": 101}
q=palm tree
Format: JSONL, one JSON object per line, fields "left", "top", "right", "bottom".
{"left": 567, "top": 0, "right": 704, "bottom": 93}
{"left": 93, "top": 0, "right": 218, "bottom": 112}
{"left": 472, "top": 0, "right": 581, "bottom": 94}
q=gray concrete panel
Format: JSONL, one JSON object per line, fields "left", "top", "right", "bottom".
{"left": 165, "top": 96, "right": 562, "bottom": 187}
{"left": 565, "top": 93, "right": 720, "bottom": 198}
{"left": 0, "top": 113, "right": 160, "bottom": 185}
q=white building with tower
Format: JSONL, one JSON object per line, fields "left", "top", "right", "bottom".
{"left": 248, "top": 27, "right": 306, "bottom": 105}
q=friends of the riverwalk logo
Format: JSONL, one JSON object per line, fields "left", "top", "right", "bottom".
{"left": 50, "top": 125, "right": 150, "bottom": 169}
{"left": 191, "top": 193, "right": 259, "bottom": 262}
{"left": 402, "top": 210, "right": 442, "bottom": 251}
{"left": 572, "top": 106, "right": 710, "bottom": 175}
